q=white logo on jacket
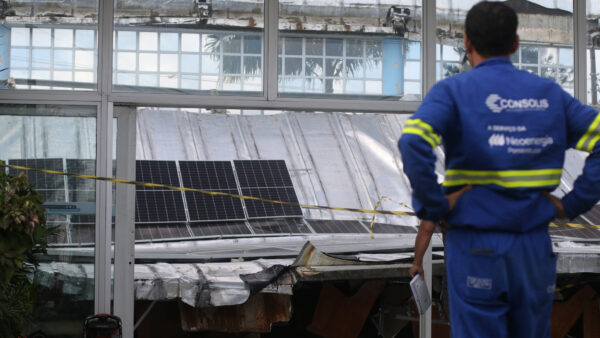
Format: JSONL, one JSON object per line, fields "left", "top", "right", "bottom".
{"left": 485, "top": 94, "right": 549, "bottom": 113}
{"left": 488, "top": 134, "right": 506, "bottom": 147}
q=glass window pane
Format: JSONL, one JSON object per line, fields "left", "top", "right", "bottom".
{"left": 160, "top": 74, "right": 178, "bottom": 87}
{"left": 365, "top": 60, "right": 382, "bottom": 78}
{"left": 32, "top": 28, "right": 51, "bottom": 47}
{"left": 326, "top": 58, "right": 342, "bottom": 77}
{"left": 117, "top": 52, "right": 136, "bottom": 71}
{"left": 160, "top": 54, "right": 178, "bottom": 72}
{"left": 75, "top": 71, "right": 94, "bottom": 83}
{"left": 54, "top": 29, "right": 73, "bottom": 48}
{"left": 202, "top": 55, "right": 219, "bottom": 74}
{"left": 223, "top": 34, "right": 242, "bottom": 53}
{"left": 285, "top": 57, "right": 302, "bottom": 76}
{"left": 306, "top": 38, "right": 323, "bottom": 55}
{"left": 160, "top": 33, "right": 179, "bottom": 51}
{"left": 222, "top": 55, "right": 241, "bottom": 74}
{"left": 11, "top": 48, "right": 29, "bottom": 68}
{"left": 139, "top": 74, "right": 158, "bottom": 87}
{"left": 181, "top": 75, "right": 199, "bottom": 89}
{"left": 117, "top": 72, "right": 136, "bottom": 85}
{"left": 181, "top": 54, "right": 200, "bottom": 73}
{"left": 243, "top": 35, "right": 261, "bottom": 54}
{"left": 75, "top": 50, "right": 94, "bottom": 70}
{"left": 404, "top": 61, "right": 420, "bottom": 80}
{"left": 347, "top": 40, "right": 363, "bottom": 57}
{"left": 559, "top": 48, "right": 573, "bottom": 67}
{"left": 285, "top": 37, "right": 302, "bottom": 55}
{"left": 442, "top": 45, "right": 461, "bottom": 62}
{"left": 305, "top": 78, "right": 323, "bottom": 92}
{"left": 76, "top": 30, "right": 95, "bottom": 49}
{"left": 305, "top": 58, "right": 323, "bottom": 77}
{"left": 346, "top": 80, "right": 363, "bottom": 93}
{"left": 139, "top": 53, "right": 158, "bottom": 72}
{"left": 181, "top": 33, "right": 200, "bottom": 52}
{"left": 32, "top": 49, "right": 51, "bottom": 68}
{"left": 117, "top": 31, "right": 136, "bottom": 50}
{"left": 326, "top": 39, "right": 343, "bottom": 57}
{"left": 11, "top": 28, "right": 30, "bottom": 46}
{"left": 405, "top": 41, "right": 420, "bottom": 60}
{"left": 243, "top": 56, "right": 261, "bottom": 75}
{"left": 522, "top": 46, "right": 538, "bottom": 64}
{"left": 54, "top": 50, "right": 73, "bottom": 69}
{"left": 346, "top": 59, "right": 364, "bottom": 78}
{"left": 541, "top": 47, "right": 558, "bottom": 65}
{"left": 139, "top": 32, "right": 158, "bottom": 51}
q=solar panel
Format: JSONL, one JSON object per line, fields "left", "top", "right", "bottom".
{"left": 234, "top": 160, "right": 302, "bottom": 218}
{"left": 66, "top": 159, "right": 96, "bottom": 202}
{"left": 135, "top": 223, "right": 191, "bottom": 241}
{"left": 134, "top": 161, "right": 187, "bottom": 223}
{"left": 189, "top": 221, "right": 252, "bottom": 237}
{"left": 135, "top": 190, "right": 187, "bottom": 223}
{"left": 179, "top": 161, "right": 245, "bottom": 221}
{"left": 249, "top": 218, "right": 312, "bottom": 234}
{"left": 8, "top": 158, "right": 65, "bottom": 202}
{"left": 136, "top": 160, "right": 180, "bottom": 190}
{"left": 307, "top": 219, "right": 369, "bottom": 233}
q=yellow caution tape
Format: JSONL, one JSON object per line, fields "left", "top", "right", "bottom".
{"left": 3, "top": 162, "right": 599, "bottom": 231}
{"left": 1, "top": 162, "right": 415, "bottom": 217}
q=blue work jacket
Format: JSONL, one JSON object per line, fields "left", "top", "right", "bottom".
{"left": 398, "top": 57, "right": 600, "bottom": 232}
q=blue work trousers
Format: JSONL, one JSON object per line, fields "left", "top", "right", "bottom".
{"left": 445, "top": 227, "right": 556, "bottom": 338}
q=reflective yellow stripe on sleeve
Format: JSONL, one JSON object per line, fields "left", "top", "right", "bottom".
{"left": 402, "top": 119, "right": 442, "bottom": 148}
{"left": 576, "top": 113, "right": 600, "bottom": 152}
{"left": 443, "top": 168, "right": 563, "bottom": 188}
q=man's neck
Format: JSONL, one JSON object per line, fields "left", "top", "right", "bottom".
{"left": 470, "top": 52, "right": 510, "bottom": 68}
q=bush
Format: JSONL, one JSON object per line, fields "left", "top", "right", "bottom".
{"left": 0, "top": 161, "right": 54, "bottom": 337}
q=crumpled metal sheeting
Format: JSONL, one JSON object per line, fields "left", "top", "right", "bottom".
{"left": 33, "top": 261, "right": 95, "bottom": 300}
{"left": 35, "top": 259, "right": 294, "bottom": 307}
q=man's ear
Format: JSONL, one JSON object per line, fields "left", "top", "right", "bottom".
{"left": 510, "top": 34, "right": 520, "bottom": 55}
{"left": 464, "top": 34, "right": 473, "bottom": 54}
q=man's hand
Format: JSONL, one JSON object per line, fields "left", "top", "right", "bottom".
{"left": 445, "top": 185, "right": 472, "bottom": 211}
{"left": 409, "top": 263, "right": 424, "bottom": 279}
{"left": 543, "top": 191, "right": 568, "bottom": 220}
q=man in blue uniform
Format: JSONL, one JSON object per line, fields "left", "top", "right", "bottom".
{"left": 398, "top": 2, "right": 600, "bottom": 337}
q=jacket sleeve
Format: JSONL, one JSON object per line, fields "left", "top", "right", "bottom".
{"left": 562, "top": 90, "right": 600, "bottom": 219}
{"left": 398, "top": 82, "right": 455, "bottom": 222}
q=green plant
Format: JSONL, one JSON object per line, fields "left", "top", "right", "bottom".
{"left": 0, "top": 161, "right": 54, "bottom": 337}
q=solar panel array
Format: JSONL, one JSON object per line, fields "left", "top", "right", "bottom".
{"left": 6, "top": 158, "right": 424, "bottom": 243}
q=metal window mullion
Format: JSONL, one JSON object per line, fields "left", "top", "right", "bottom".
{"left": 114, "top": 106, "right": 136, "bottom": 338}
{"left": 574, "top": 0, "right": 587, "bottom": 102}
{"left": 420, "top": 1, "right": 435, "bottom": 338}
{"left": 265, "top": 0, "right": 279, "bottom": 100}
{"left": 95, "top": 0, "right": 114, "bottom": 315}
{"left": 98, "top": 0, "right": 114, "bottom": 96}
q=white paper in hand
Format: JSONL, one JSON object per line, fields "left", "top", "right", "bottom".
{"left": 410, "top": 274, "right": 431, "bottom": 315}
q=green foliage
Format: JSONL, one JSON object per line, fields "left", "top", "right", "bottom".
{"left": 0, "top": 160, "right": 54, "bottom": 336}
